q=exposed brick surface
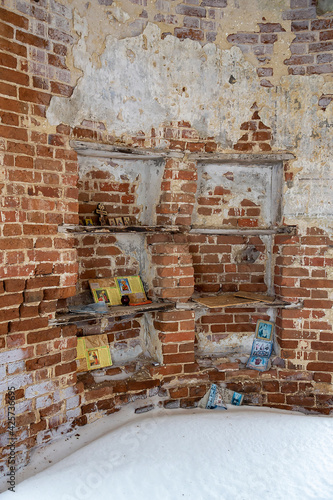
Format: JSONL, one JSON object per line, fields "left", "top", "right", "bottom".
{"left": 0, "top": 0, "right": 332, "bottom": 481}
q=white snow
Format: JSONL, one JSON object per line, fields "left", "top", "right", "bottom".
{"left": 2, "top": 401, "right": 333, "bottom": 500}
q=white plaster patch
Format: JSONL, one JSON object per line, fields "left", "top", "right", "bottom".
{"left": 47, "top": 23, "right": 260, "bottom": 144}
{"left": 107, "top": 3, "right": 130, "bottom": 23}
{"left": 196, "top": 332, "right": 255, "bottom": 356}
{"left": 142, "top": 312, "right": 162, "bottom": 364}
{"left": 111, "top": 344, "right": 143, "bottom": 364}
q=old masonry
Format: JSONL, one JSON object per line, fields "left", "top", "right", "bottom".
{"left": 1, "top": 0, "right": 333, "bottom": 475}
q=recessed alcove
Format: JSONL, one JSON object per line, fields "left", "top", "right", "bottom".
{"left": 56, "top": 142, "right": 177, "bottom": 375}
{"left": 54, "top": 141, "right": 299, "bottom": 417}
{"left": 77, "top": 159, "right": 165, "bottom": 227}
{"left": 187, "top": 152, "right": 294, "bottom": 362}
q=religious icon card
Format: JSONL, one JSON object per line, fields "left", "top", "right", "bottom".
{"left": 115, "top": 217, "right": 124, "bottom": 226}
{"left": 255, "top": 320, "right": 274, "bottom": 341}
{"left": 84, "top": 218, "right": 94, "bottom": 226}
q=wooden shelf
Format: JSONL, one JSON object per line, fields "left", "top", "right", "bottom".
{"left": 58, "top": 224, "right": 296, "bottom": 236}
{"left": 50, "top": 302, "right": 174, "bottom": 326}
{"left": 71, "top": 140, "right": 168, "bottom": 160}
{"left": 71, "top": 142, "right": 295, "bottom": 164}
{"left": 190, "top": 225, "right": 297, "bottom": 236}
{"left": 192, "top": 293, "right": 291, "bottom": 309}
{"left": 58, "top": 224, "right": 189, "bottom": 234}
{"left": 189, "top": 152, "right": 295, "bottom": 163}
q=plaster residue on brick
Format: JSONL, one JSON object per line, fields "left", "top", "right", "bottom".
{"left": 257, "top": 77, "right": 333, "bottom": 223}
{"left": 63, "top": 1, "right": 142, "bottom": 68}
{"left": 193, "top": 162, "right": 273, "bottom": 228}
{"left": 219, "top": 0, "right": 293, "bottom": 84}
{"left": 196, "top": 330, "right": 255, "bottom": 357}
{"left": 143, "top": 313, "right": 163, "bottom": 365}
{"left": 78, "top": 157, "right": 164, "bottom": 225}
{"left": 47, "top": 23, "right": 261, "bottom": 145}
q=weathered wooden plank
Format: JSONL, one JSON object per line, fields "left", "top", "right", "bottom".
{"left": 50, "top": 302, "right": 174, "bottom": 326}
{"left": 193, "top": 294, "right": 260, "bottom": 308}
{"left": 58, "top": 224, "right": 189, "bottom": 234}
{"left": 234, "top": 292, "right": 275, "bottom": 303}
{"left": 70, "top": 140, "right": 167, "bottom": 160}
{"left": 192, "top": 293, "right": 288, "bottom": 309}
{"left": 190, "top": 226, "right": 297, "bottom": 235}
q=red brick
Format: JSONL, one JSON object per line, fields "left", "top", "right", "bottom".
{"left": 19, "top": 88, "right": 51, "bottom": 105}
{"left": 307, "top": 362, "right": 333, "bottom": 372}
{"left": 169, "top": 387, "right": 189, "bottom": 398}
{"left": 16, "top": 412, "right": 36, "bottom": 428}
{"left": 0, "top": 292, "right": 23, "bottom": 308}
{"left": 16, "top": 30, "right": 49, "bottom": 49}
{"left": 48, "top": 28, "right": 73, "bottom": 45}
{"left": 262, "top": 381, "right": 279, "bottom": 392}
{"left": 26, "top": 353, "right": 62, "bottom": 371}
{"left": 227, "top": 33, "right": 259, "bottom": 44}
{"left": 286, "top": 395, "right": 315, "bottom": 406}
{"left": 258, "top": 23, "right": 286, "bottom": 32}
{"left": 127, "top": 379, "right": 159, "bottom": 391}
{"left": 55, "top": 361, "right": 77, "bottom": 376}
{"left": 27, "top": 327, "right": 60, "bottom": 344}
{"left": 0, "top": 8, "right": 29, "bottom": 29}
{"left": 267, "top": 394, "right": 285, "bottom": 403}
{"left": 282, "top": 7, "right": 316, "bottom": 20}
{"left": 175, "top": 4, "right": 206, "bottom": 17}
{"left": 9, "top": 317, "right": 48, "bottom": 333}
{"left": 50, "top": 81, "right": 73, "bottom": 96}
{"left": 174, "top": 28, "right": 204, "bottom": 41}
{"left": 4, "top": 279, "right": 26, "bottom": 292}
{"left": 0, "top": 81, "right": 17, "bottom": 97}
{"left": 163, "top": 352, "right": 195, "bottom": 364}
{"left": 314, "top": 372, "right": 331, "bottom": 382}
{"left": 7, "top": 333, "right": 26, "bottom": 348}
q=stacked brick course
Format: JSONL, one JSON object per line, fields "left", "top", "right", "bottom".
{"left": 0, "top": 0, "right": 81, "bottom": 474}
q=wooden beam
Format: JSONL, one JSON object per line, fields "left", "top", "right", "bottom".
{"left": 234, "top": 292, "right": 275, "bottom": 303}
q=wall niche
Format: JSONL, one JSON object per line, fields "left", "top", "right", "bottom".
{"left": 59, "top": 142, "right": 174, "bottom": 375}
{"left": 188, "top": 153, "right": 294, "bottom": 363}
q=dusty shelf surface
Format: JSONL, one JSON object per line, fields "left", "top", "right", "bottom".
{"left": 192, "top": 293, "right": 290, "bottom": 309}
{"left": 59, "top": 224, "right": 296, "bottom": 235}
{"left": 195, "top": 351, "right": 284, "bottom": 371}
{"left": 190, "top": 225, "right": 297, "bottom": 235}
{"left": 58, "top": 224, "right": 189, "bottom": 234}
{"left": 50, "top": 302, "right": 175, "bottom": 327}
{"left": 189, "top": 152, "right": 295, "bottom": 163}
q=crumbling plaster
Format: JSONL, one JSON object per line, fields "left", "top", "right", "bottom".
{"left": 63, "top": 0, "right": 293, "bottom": 77}
{"left": 47, "top": 6, "right": 333, "bottom": 233}
{"left": 47, "top": 2, "right": 333, "bottom": 230}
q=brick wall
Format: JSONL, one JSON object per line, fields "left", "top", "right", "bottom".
{"left": 1, "top": 0, "right": 333, "bottom": 480}
{"left": 78, "top": 164, "right": 140, "bottom": 225}
{"left": 0, "top": 0, "right": 80, "bottom": 474}
{"left": 190, "top": 234, "right": 268, "bottom": 294}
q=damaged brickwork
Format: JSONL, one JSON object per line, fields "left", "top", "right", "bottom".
{"left": 0, "top": 0, "right": 333, "bottom": 479}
